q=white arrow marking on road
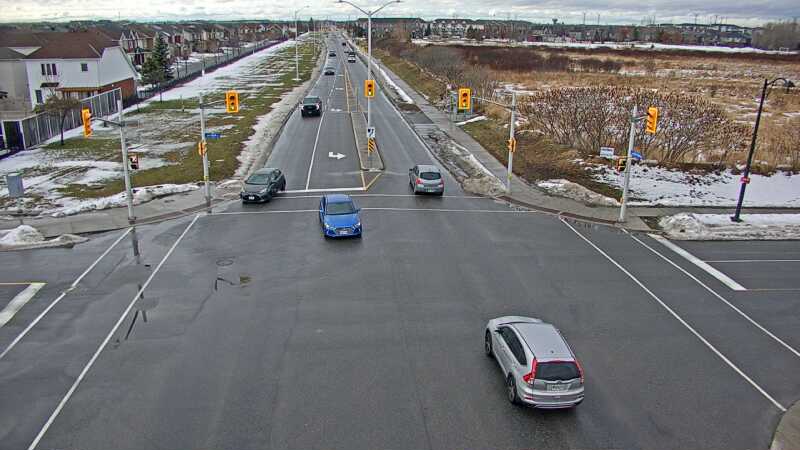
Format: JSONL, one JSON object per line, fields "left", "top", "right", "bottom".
{"left": 328, "top": 152, "right": 346, "bottom": 160}
{"left": 0, "top": 283, "right": 45, "bottom": 328}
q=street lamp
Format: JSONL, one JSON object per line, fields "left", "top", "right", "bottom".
{"left": 731, "top": 77, "right": 794, "bottom": 222}
{"left": 336, "top": 0, "right": 401, "bottom": 129}
{"left": 294, "top": 5, "right": 310, "bottom": 81}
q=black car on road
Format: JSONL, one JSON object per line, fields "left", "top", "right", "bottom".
{"left": 300, "top": 96, "right": 322, "bottom": 117}
{"left": 324, "top": 66, "right": 335, "bottom": 75}
{"left": 240, "top": 168, "right": 286, "bottom": 203}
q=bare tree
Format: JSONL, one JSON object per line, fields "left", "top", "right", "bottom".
{"left": 35, "top": 94, "right": 82, "bottom": 146}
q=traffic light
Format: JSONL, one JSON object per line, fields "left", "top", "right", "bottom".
{"left": 128, "top": 154, "right": 139, "bottom": 170}
{"left": 81, "top": 108, "right": 92, "bottom": 137}
{"left": 645, "top": 106, "right": 658, "bottom": 134}
{"left": 364, "top": 79, "right": 375, "bottom": 98}
{"left": 507, "top": 137, "right": 516, "bottom": 153}
{"left": 225, "top": 90, "right": 239, "bottom": 113}
{"left": 197, "top": 140, "right": 206, "bottom": 156}
{"left": 458, "top": 88, "right": 471, "bottom": 110}
{"left": 616, "top": 156, "right": 628, "bottom": 172}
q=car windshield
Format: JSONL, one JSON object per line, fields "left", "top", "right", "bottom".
{"left": 303, "top": 97, "right": 320, "bottom": 105}
{"left": 420, "top": 172, "right": 441, "bottom": 180}
{"left": 535, "top": 362, "right": 581, "bottom": 381}
{"left": 246, "top": 173, "right": 271, "bottom": 185}
{"left": 326, "top": 201, "right": 356, "bottom": 215}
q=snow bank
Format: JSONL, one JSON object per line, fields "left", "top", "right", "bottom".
{"left": 660, "top": 213, "right": 800, "bottom": 240}
{"left": 456, "top": 115, "right": 487, "bottom": 126}
{"left": 537, "top": 179, "right": 620, "bottom": 206}
{"left": 51, "top": 183, "right": 199, "bottom": 217}
{"left": 376, "top": 65, "right": 414, "bottom": 104}
{"left": 0, "top": 225, "right": 88, "bottom": 250}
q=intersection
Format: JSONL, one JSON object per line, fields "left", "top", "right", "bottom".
{"left": 0, "top": 34, "right": 798, "bottom": 450}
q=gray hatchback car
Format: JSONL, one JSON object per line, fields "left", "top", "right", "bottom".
{"left": 485, "top": 316, "right": 584, "bottom": 408}
{"left": 409, "top": 164, "right": 444, "bottom": 195}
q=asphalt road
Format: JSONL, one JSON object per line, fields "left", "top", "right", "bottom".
{"left": 1, "top": 33, "right": 799, "bottom": 450}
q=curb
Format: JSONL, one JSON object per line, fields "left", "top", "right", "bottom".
{"left": 772, "top": 399, "right": 800, "bottom": 450}
{"left": 343, "top": 52, "right": 385, "bottom": 171}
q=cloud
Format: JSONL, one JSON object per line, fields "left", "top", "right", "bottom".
{"left": 0, "top": 0, "right": 795, "bottom": 25}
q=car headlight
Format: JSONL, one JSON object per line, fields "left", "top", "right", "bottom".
{"left": 354, "top": 222, "right": 361, "bottom": 228}
{"left": 324, "top": 222, "right": 333, "bottom": 230}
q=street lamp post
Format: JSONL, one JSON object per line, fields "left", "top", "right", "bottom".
{"left": 336, "top": 0, "right": 401, "bottom": 129}
{"left": 294, "top": 6, "right": 310, "bottom": 81}
{"left": 731, "top": 77, "right": 794, "bottom": 222}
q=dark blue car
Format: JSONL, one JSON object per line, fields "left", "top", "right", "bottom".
{"left": 319, "top": 194, "right": 362, "bottom": 238}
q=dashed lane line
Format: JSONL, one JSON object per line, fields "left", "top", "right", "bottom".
{"left": 304, "top": 111, "right": 326, "bottom": 191}
{"left": 0, "top": 227, "right": 132, "bottom": 361}
{"left": 649, "top": 235, "right": 747, "bottom": 291}
{"left": 562, "top": 218, "right": 786, "bottom": 412}
{"left": 27, "top": 215, "right": 200, "bottom": 450}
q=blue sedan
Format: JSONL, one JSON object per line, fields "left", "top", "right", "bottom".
{"left": 319, "top": 194, "right": 362, "bottom": 238}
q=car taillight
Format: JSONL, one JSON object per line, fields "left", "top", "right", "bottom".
{"left": 576, "top": 359, "right": 584, "bottom": 384}
{"left": 416, "top": 178, "right": 424, "bottom": 185}
{"left": 522, "top": 358, "right": 538, "bottom": 385}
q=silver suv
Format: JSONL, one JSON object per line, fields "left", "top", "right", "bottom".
{"left": 485, "top": 316, "right": 584, "bottom": 408}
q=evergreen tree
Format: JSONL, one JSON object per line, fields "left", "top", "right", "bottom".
{"left": 142, "top": 55, "right": 166, "bottom": 102}
{"left": 151, "top": 34, "right": 173, "bottom": 81}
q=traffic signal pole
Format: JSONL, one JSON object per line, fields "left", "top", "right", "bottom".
{"left": 506, "top": 91, "right": 516, "bottom": 195}
{"left": 619, "top": 105, "right": 638, "bottom": 223}
{"left": 199, "top": 92, "right": 211, "bottom": 211}
{"left": 117, "top": 99, "right": 135, "bottom": 224}
{"left": 367, "top": 14, "right": 372, "bottom": 128}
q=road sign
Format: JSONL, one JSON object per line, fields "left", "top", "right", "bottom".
{"left": 328, "top": 152, "right": 346, "bottom": 160}
{"left": 367, "top": 138, "right": 376, "bottom": 153}
{"left": 741, "top": 176, "right": 750, "bottom": 184}
{"left": 366, "top": 126, "right": 375, "bottom": 139}
{"left": 599, "top": 147, "right": 614, "bottom": 159}
{"left": 631, "top": 151, "right": 643, "bottom": 160}
{"left": 204, "top": 132, "right": 221, "bottom": 139}
{"left": 128, "top": 153, "right": 139, "bottom": 170}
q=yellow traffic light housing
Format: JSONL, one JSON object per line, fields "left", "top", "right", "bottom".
{"left": 364, "top": 79, "right": 375, "bottom": 98}
{"left": 81, "top": 108, "right": 92, "bottom": 137}
{"left": 507, "top": 137, "right": 516, "bottom": 153}
{"left": 225, "top": 90, "right": 239, "bottom": 113}
{"left": 616, "top": 156, "right": 628, "bottom": 172}
{"left": 198, "top": 140, "right": 206, "bottom": 156}
{"left": 645, "top": 106, "right": 658, "bottom": 134}
{"left": 458, "top": 88, "right": 471, "bottom": 110}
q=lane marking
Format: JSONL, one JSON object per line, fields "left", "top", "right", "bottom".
{"left": 27, "top": 215, "right": 200, "bottom": 450}
{"left": 706, "top": 259, "right": 800, "bottom": 263}
{"left": 626, "top": 231, "right": 800, "bottom": 359}
{"left": 285, "top": 187, "right": 365, "bottom": 194}
{"left": 650, "top": 235, "right": 746, "bottom": 291}
{"left": 561, "top": 219, "right": 786, "bottom": 412}
{"left": 213, "top": 209, "right": 318, "bottom": 216}
{"left": 0, "top": 227, "right": 133, "bottom": 361}
{"left": 0, "top": 283, "right": 45, "bottom": 328}
{"left": 210, "top": 206, "right": 524, "bottom": 217}
{"left": 364, "top": 172, "right": 382, "bottom": 191}
{"left": 304, "top": 111, "right": 326, "bottom": 190}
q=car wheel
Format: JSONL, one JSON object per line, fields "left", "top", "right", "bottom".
{"left": 437, "top": 190, "right": 444, "bottom": 197}
{"left": 507, "top": 375, "right": 520, "bottom": 405}
{"left": 484, "top": 331, "right": 493, "bottom": 358}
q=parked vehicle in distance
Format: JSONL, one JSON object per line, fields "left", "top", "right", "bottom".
{"left": 300, "top": 96, "right": 322, "bottom": 117}
{"left": 319, "top": 194, "right": 362, "bottom": 238}
{"left": 324, "top": 66, "right": 335, "bottom": 75}
{"left": 409, "top": 164, "right": 444, "bottom": 195}
{"left": 341, "top": 41, "right": 347, "bottom": 46}
{"left": 485, "top": 316, "right": 584, "bottom": 409}
{"left": 240, "top": 168, "right": 286, "bottom": 203}
{"left": 347, "top": 52, "right": 356, "bottom": 63}
{"left": 328, "top": 51, "right": 336, "bottom": 57}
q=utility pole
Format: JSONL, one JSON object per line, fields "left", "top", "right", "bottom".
{"left": 117, "top": 99, "right": 135, "bottom": 224}
{"left": 619, "top": 105, "right": 638, "bottom": 223}
{"left": 507, "top": 91, "right": 516, "bottom": 194}
{"left": 294, "top": 6, "right": 309, "bottom": 81}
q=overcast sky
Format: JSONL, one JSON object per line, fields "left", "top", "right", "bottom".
{"left": 1, "top": 0, "right": 796, "bottom": 26}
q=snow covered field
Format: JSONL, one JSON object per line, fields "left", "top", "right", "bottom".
{"left": 595, "top": 165, "right": 800, "bottom": 207}
{"left": 660, "top": 213, "right": 800, "bottom": 240}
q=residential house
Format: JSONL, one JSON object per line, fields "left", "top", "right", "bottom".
{"left": 0, "top": 29, "right": 138, "bottom": 119}
{"left": 355, "top": 18, "right": 425, "bottom": 39}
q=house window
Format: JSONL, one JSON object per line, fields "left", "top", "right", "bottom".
{"left": 51, "top": 64, "right": 57, "bottom": 76}
{"left": 81, "top": 63, "right": 88, "bottom": 72}
{"left": 40, "top": 64, "right": 46, "bottom": 75}
{"left": 35, "top": 89, "right": 43, "bottom": 104}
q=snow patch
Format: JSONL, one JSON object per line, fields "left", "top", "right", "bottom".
{"left": 0, "top": 225, "right": 88, "bottom": 250}
{"left": 376, "top": 65, "right": 414, "bottom": 104}
{"left": 537, "top": 179, "right": 620, "bottom": 206}
{"left": 660, "top": 213, "right": 800, "bottom": 240}
{"left": 51, "top": 183, "right": 199, "bottom": 217}
{"left": 456, "top": 115, "right": 487, "bottom": 126}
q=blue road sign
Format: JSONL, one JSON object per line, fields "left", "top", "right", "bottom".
{"left": 204, "top": 132, "right": 221, "bottom": 139}
{"left": 631, "top": 151, "right": 643, "bottom": 160}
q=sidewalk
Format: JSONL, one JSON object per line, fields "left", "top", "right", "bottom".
{"left": 772, "top": 400, "right": 800, "bottom": 450}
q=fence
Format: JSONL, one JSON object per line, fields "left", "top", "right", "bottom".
{"left": 0, "top": 88, "right": 121, "bottom": 154}
{"left": 136, "top": 39, "right": 283, "bottom": 101}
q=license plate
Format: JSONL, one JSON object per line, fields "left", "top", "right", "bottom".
{"left": 546, "top": 384, "right": 569, "bottom": 392}
{"left": 248, "top": 195, "right": 256, "bottom": 200}
{"left": 337, "top": 229, "right": 350, "bottom": 235}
